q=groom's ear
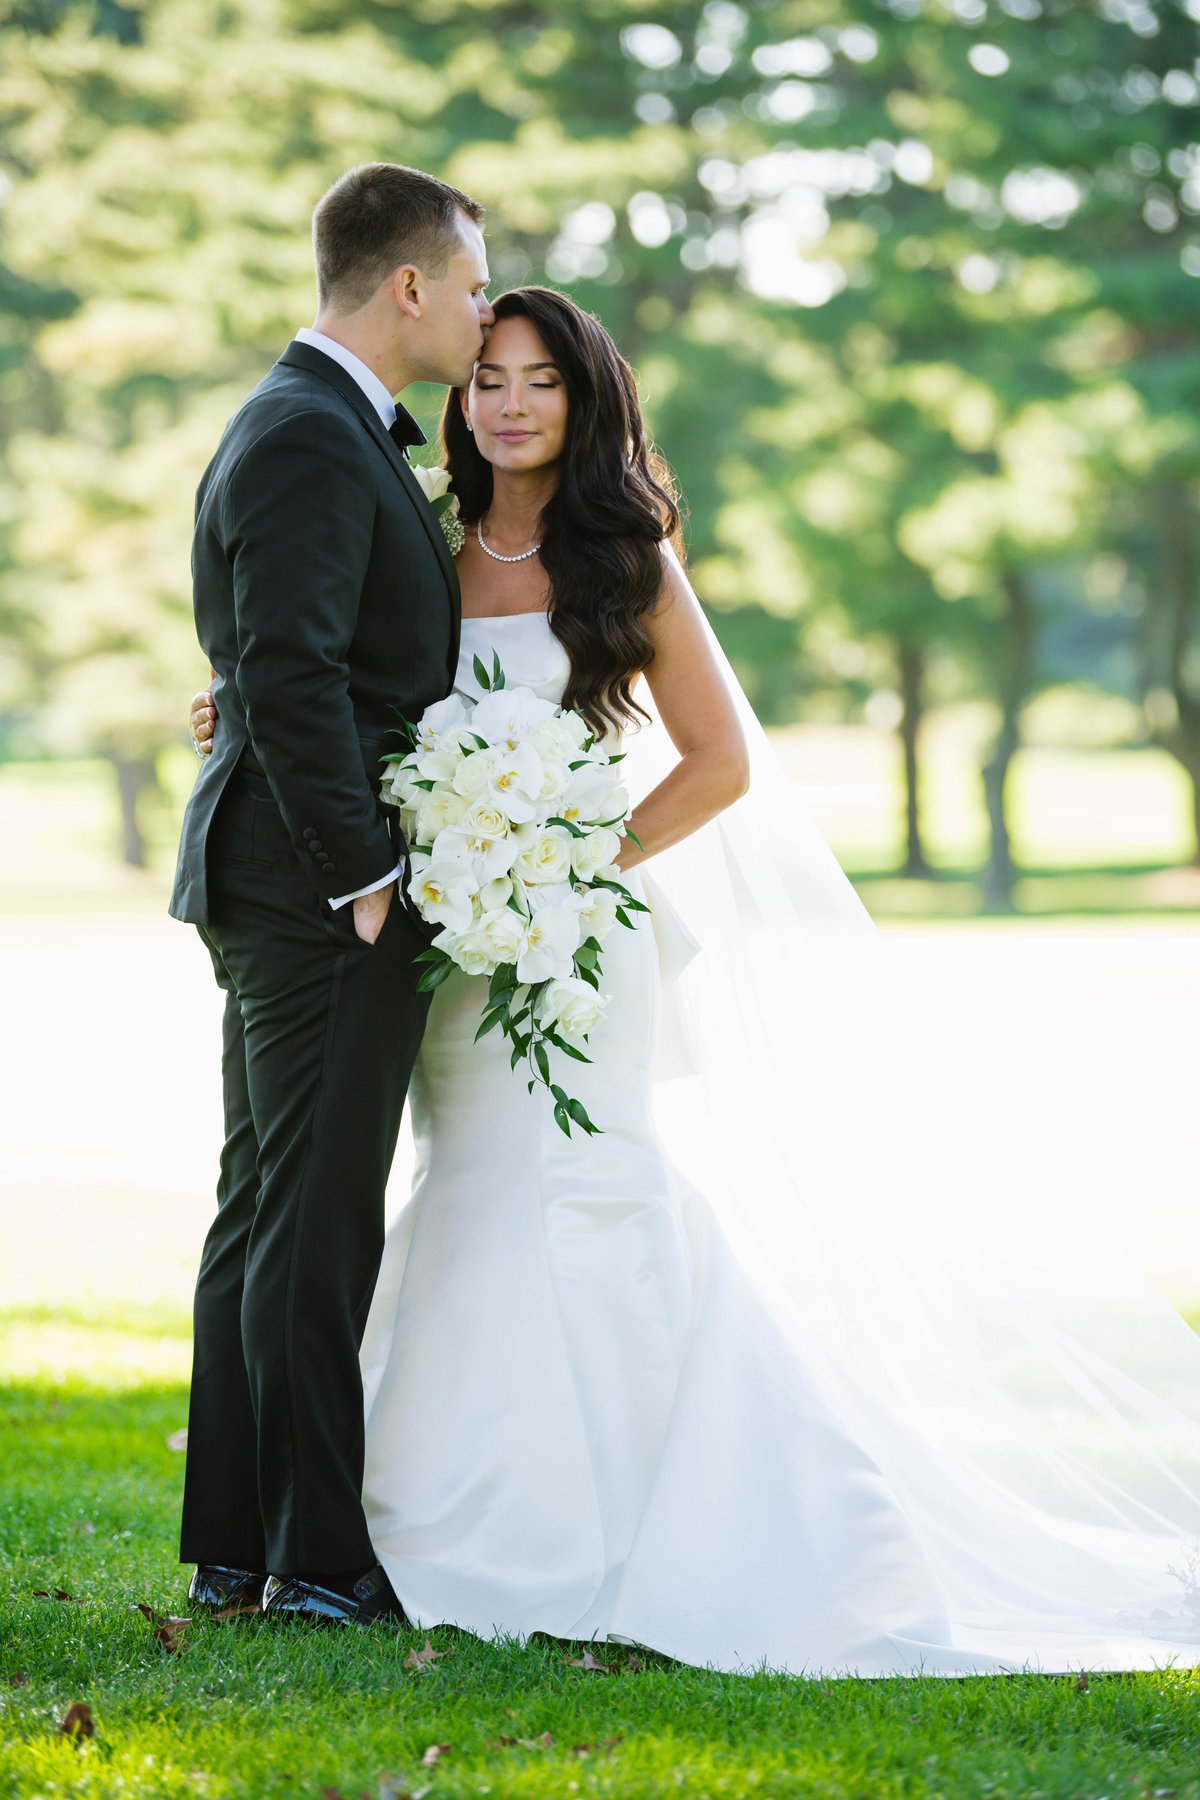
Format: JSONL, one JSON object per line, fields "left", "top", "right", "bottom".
{"left": 391, "top": 263, "right": 424, "bottom": 320}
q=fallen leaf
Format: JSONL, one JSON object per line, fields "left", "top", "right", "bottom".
{"left": 166, "top": 1428, "right": 189, "bottom": 1453}
{"left": 1075, "top": 1671, "right": 1090, "bottom": 1693}
{"left": 58, "top": 1701, "right": 94, "bottom": 1741}
{"left": 136, "top": 1603, "right": 190, "bottom": 1653}
{"left": 53, "top": 1588, "right": 75, "bottom": 1603}
{"left": 571, "top": 1736, "right": 622, "bottom": 1758}
{"left": 624, "top": 1655, "right": 644, "bottom": 1673}
{"left": 68, "top": 1521, "right": 95, "bottom": 1537}
{"left": 562, "top": 1650, "right": 609, "bottom": 1672}
{"left": 420, "top": 1744, "right": 451, "bottom": 1767}
{"left": 8, "top": 1673, "right": 28, "bottom": 1687}
{"left": 403, "top": 1635, "right": 449, "bottom": 1670}
{"left": 31, "top": 1589, "right": 49, "bottom": 1598}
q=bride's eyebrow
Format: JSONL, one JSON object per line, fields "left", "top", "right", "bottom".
{"left": 476, "top": 361, "right": 561, "bottom": 373}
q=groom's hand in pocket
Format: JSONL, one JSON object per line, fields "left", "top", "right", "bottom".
{"left": 353, "top": 881, "right": 394, "bottom": 945}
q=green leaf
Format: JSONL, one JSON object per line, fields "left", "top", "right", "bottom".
{"left": 511, "top": 1042, "right": 524, "bottom": 1071}
{"left": 553, "top": 1102, "right": 572, "bottom": 1138}
{"left": 605, "top": 752, "right": 626, "bottom": 763}
{"left": 430, "top": 492, "right": 456, "bottom": 518}
{"left": 473, "top": 653, "right": 492, "bottom": 690}
{"left": 493, "top": 651, "right": 505, "bottom": 689}
{"left": 546, "top": 816, "right": 586, "bottom": 838}
{"left": 411, "top": 778, "right": 436, "bottom": 792}
{"left": 507, "top": 894, "right": 528, "bottom": 916}
{"left": 416, "top": 960, "right": 454, "bottom": 992}
{"left": 550, "top": 1083, "right": 570, "bottom": 1106}
{"left": 624, "top": 828, "right": 646, "bottom": 852}
{"left": 616, "top": 907, "right": 632, "bottom": 929}
{"left": 474, "top": 1009, "right": 507, "bottom": 1042}
{"left": 468, "top": 732, "right": 491, "bottom": 750}
{"left": 534, "top": 1041, "right": 551, "bottom": 1086}
{"left": 568, "top": 1097, "right": 596, "bottom": 1131}
{"left": 550, "top": 1037, "right": 591, "bottom": 1063}
{"left": 574, "top": 944, "right": 599, "bottom": 969}
{"left": 413, "top": 946, "right": 450, "bottom": 966}
{"left": 575, "top": 964, "right": 600, "bottom": 990}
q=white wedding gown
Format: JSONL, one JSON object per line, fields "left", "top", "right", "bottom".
{"left": 360, "top": 608, "right": 1200, "bottom": 1678}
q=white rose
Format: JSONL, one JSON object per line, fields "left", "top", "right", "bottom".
{"left": 539, "top": 975, "right": 610, "bottom": 1039}
{"left": 414, "top": 784, "right": 467, "bottom": 845}
{"left": 408, "top": 860, "right": 478, "bottom": 934}
{"left": 575, "top": 886, "right": 619, "bottom": 942}
{"left": 477, "top": 906, "right": 526, "bottom": 964}
{"left": 513, "top": 826, "right": 574, "bottom": 886}
{"left": 516, "top": 903, "right": 583, "bottom": 984}
{"left": 462, "top": 799, "right": 511, "bottom": 838}
{"left": 439, "top": 928, "right": 495, "bottom": 978}
{"left": 526, "top": 715, "right": 577, "bottom": 760}
{"left": 470, "top": 685, "right": 560, "bottom": 749}
{"left": 480, "top": 875, "right": 514, "bottom": 911}
{"left": 537, "top": 756, "right": 571, "bottom": 806}
{"left": 410, "top": 464, "right": 453, "bottom": 503}
{"left": 559, "top": 710, "right": 591, "bottom": 749}
{"left": 570, "top": 826, "right": 622, "bottom": 882}
{"left": 453, "top": 746, "right": 501, "bottom": 799}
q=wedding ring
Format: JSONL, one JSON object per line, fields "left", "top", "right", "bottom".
{"left": 191, "top": 737, "right": 204, "bottom": 758}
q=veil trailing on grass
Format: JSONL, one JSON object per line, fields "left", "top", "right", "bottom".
{"left": 622, "top": 547, "right": 1200, "bottom": 1672}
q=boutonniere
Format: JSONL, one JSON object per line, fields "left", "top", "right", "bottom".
{"left": 408, "top": 462, "right": 465, "bottom": 556}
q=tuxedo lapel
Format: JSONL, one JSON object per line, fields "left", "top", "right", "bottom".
{"left": 276, "top": 343, "right": 462, "bottom": 677}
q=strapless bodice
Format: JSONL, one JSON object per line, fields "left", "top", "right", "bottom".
{"left": 455, "top": 612, "right": 570, "bottom": 708}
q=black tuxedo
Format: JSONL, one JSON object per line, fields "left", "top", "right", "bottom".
{"left": 171, "top": 341, "right": 458, "bottom": 1577}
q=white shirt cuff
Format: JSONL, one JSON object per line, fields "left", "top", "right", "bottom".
{"left": 328, "top": 863, "right": 403, "bottom": 910}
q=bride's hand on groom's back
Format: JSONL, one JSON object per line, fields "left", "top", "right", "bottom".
{"left": 190, "top": 688, "right": 215, "bottom": 756}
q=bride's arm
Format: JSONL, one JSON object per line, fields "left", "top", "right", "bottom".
{"left": 616, "top": 552, "right": 749, "bottom": 873}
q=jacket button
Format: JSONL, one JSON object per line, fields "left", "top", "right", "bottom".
{"left": 324, "top": 863, "right": 336, "bottom": 875}
{"left": 309, "top": 839, "right": 324, "bottom": 854}
{"left": 302, "top": 827, "right": 317, "bottom": 841}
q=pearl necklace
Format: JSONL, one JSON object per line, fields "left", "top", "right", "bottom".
{"left": 476, "top": 516, "right": 542, "bottom": 563}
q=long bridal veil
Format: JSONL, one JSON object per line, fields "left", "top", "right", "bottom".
{"left": 621, "top": 547, "right": 1200, "bottom": 1672}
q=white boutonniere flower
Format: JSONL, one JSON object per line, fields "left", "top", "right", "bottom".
{"left": 409, "top": 461, "right": 465, "bottom": 556}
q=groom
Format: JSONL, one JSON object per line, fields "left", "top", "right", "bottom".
{"left": 170, "top": 163, "right": 492, "bottom": 1624}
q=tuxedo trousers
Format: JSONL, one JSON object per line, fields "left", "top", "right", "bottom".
{"left": 180, "top": 767, "right": 430, "bottom": 1576}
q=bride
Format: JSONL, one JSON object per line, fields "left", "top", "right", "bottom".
{"left": 190, "top": 285, "right": 1200, "bottom": 1677}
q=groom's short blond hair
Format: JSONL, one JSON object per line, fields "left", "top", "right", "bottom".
{"left": 313, "top": 163, "right": 484, "bottom": 312}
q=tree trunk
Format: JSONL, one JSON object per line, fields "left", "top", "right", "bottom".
{"left": 108, "top": 753, "right": 158, "bottom": 868}
{"left": 980, "top": 571, "right": 1032, "bottom": 914}
{"left": 1149, "top": 483, "right": 1200, "bottom": 865}
{"left": 895, "top": 635, "right": 930, "bottom": 878}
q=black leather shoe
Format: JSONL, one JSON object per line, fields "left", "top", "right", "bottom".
{"left": 187, "top": 1564, "right": 267, "bottom": 1612}
{"left": 260, "top": 1563, "right": 409, "bottom": 1628}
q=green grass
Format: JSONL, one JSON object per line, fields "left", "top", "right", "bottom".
{"left": 5, "top": 1308, "right": 1200, "bottom": 1798}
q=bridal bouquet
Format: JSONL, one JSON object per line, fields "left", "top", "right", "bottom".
{"left": 381, "top": 654, "right": 647, "bottom": 1138}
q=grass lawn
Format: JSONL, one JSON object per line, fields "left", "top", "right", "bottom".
{"left": 4, "top": 1308, "right": 1200, "bottom": 1798}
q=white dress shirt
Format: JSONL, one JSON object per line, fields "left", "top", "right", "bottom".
{"left": 292, "top": 328, "right": 404, "bottom": 910}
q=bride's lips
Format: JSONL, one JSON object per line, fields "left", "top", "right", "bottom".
{"left": 496, "top": 429, "right": 536, "bottom": 442}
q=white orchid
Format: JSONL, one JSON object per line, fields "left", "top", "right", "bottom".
{"left": 516, "top": 903, "right": 583, "bottom": 984}
{"left": 471, "top": 685, "right": 559, "bottom": 750}
{"left": 408, "top": 861, "right": 478, "bottom": 935}
{"left": 485, "top": 740, "right": 545, "bottom": 825}
{"left": 414, "top": 692, "right": 470, "bottom": 752}
{"left": 414, "top": 745, "right": 460, "bottom": 783}
{"left": 575, "top": 886, "right": 619, "bottom": 942}
{"left": 432, "top": 820, "right": 520, "bottom": 884}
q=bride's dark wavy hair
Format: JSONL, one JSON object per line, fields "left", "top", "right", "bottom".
{"left": 440, "top": 286, "right": 680, "bottom": 735}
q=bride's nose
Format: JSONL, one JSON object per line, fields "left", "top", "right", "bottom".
{"left": 502, "top": 387, "right": 528, "bottom": 417}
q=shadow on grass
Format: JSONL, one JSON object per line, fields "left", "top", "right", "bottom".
{"left": 850, "top": 857, "right": 1200, "bottom": 919}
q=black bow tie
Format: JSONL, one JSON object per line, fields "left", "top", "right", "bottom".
{"left": 388, "top": 409, "right": 425, "bottom": 454}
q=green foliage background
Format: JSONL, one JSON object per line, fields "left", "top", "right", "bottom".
{"left": 2, "top": 0, "right": 1199, "bottom": 902}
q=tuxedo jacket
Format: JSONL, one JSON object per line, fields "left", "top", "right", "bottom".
{"left": 170, "top": 341, "right": 460, "bottom": 925}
